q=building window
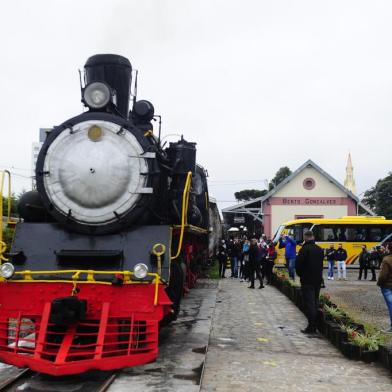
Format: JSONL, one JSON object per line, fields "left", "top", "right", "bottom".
{"left": 303, "top": 177, "right": 316, "bottom": 190}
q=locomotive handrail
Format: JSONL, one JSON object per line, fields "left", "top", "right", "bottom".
{"left": 171, "top": 171, "right": 192, "bottom": 260}
{"left": 7, "top": 269, "right": 162, "bottom": 305}
{"left": 0, "top": 170, "right": 12, "bottom": 262}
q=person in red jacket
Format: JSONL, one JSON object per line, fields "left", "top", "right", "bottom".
{"left": 265, "top": 241, "right": 277, "bottom": 284}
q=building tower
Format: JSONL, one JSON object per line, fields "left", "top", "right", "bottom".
{"left": 344, "top": 153, "right": 356, "bottom": 195}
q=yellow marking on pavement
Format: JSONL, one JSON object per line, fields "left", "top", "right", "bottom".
{"left": 262, "top": 360, "right": 277, "bottom": 367}
{"left": 256, "top": 337, "right": 270, "bottom": 343}
{"left": 254, "top": 322, "right": 264, "bottom": 327}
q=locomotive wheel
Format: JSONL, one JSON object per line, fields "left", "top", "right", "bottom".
{"left": 161, "top": 260, "right": 184, "bottom": 326}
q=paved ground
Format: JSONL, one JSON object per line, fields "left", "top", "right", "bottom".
{"left": 322, "top": 269, "right": 391, "bottom": 333}
{"left": 201, "top": 276, "right": 392, "bottom": 392}
{"left": 110, "top": 280, "right": 218, "bottom": 392}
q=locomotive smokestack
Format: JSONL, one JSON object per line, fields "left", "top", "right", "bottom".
{"left": 84, "top": 54, "right": 132, "bottom": 117}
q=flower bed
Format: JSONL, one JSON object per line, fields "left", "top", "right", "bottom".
{"left": 272, "top": 270, "right": 392, "bottom": 371}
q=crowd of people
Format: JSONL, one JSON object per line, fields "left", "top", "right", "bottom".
{"left": 216, "top": 235, "right": 277, "bottom": 289}
{"left": 216, "top": 231, "right": 392, "bottom": 334}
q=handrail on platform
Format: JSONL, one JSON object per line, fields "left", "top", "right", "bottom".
{"left": 171, "top": 171, "right": 192, "bottom": 260}
{"left": 0, "top": 170, "right": 13, "bottom": 261}
{"left": 8, "top": 269, "right": 162, "bottom": 305}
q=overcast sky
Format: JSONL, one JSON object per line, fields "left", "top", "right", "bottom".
{"left": 1, "top": 0, "right": 391, "bottom": 210}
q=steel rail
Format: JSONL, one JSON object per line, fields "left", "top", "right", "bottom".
{"left": 0, "top": 369, "right": 32, "bottom": 391}
{"left": 0, "top": 369, "right": 118, "bottom": 392}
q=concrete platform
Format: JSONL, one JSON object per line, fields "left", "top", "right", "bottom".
{"left": 110, "top": 281, "right": 218, "bottom": 392}
{"left": 201, "top": 277, "right": 392, "bottom": 392}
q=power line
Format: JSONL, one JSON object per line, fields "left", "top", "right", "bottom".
{"left": 209, "top": 179, "right": 265, "bottom": 183}
{"left": 0, "top": 164, "right": 31, "bottom": 172}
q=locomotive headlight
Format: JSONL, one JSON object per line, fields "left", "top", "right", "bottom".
{"left": 83, "top": 82, "right": 111, "bottom": 109}
{"left": 0, "top": 263, "right": 15, "bottom": 279}
{"left": 133, "top": 263, "right": 149, "bottom": 279}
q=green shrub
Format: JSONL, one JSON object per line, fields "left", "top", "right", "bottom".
{"left": 2, "top": 227, "right": 14, "bottom": 250}
{"left": 207, "top": 260, "right": 220, "bottom": 279}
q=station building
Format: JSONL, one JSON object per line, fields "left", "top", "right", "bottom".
{"left": 222, "top": 159, "right": 373, "bottom": 238}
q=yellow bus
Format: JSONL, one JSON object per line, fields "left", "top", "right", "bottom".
{"left": 272, "top": 216, "right": 392, "bottom": 265}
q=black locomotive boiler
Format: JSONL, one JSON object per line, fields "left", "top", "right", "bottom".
{"left": 0, "top": 54, "right": 216, "bottom": 375}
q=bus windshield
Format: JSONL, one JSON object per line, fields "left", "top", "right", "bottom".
{"left": 272, "top": 225, "right": 284, "bottom": 244}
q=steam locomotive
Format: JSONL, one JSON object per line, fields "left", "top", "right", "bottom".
{"left": 0, "top": 54, "right": 219, "bottom": 375}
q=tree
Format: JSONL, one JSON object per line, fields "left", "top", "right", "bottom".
{"left": 1, "top": 193, "right": 19, "bottom": 217}
{"left": 362, "top": 172, "right": 392, "bottom": 218}
{"left": 269, "top": 166, "right": 292, "bottom": 190}
{"left": 234, "top": 189, "right": 268, "bottom": 202}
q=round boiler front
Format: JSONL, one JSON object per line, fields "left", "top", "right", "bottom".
{"left": 38, "top": 120, "right": 149, "bottom": 229}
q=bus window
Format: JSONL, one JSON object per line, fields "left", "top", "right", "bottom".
{"left": 384, "top": 226, "right": 392, "bottom": 237}
{"left": 272, "top": 225, "right": 285, "bottom": 244}
{"left": 369, "top": 227, "right": 382, "bottom": 242}
{"left": 337, "top": 227, "right": 347, "bottom": 241}
{"left": 313, "top": 225, "right": 347, "bottom": 242}
{"left": 293, "top": 223, "right": 312, "bottom": 243}
{"left": 352, "top": 226, "right": 366, "bottom": 241}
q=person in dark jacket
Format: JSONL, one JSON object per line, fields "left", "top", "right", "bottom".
{"left": 248, "top": 238, "right": 264, "bottom": 289}
{"left": 217, "top": 240, "right": 227, "bottom": 278}
{"left": 377, "top": 243, "right": 392, "bottom": 332}
{"left": 227, "top": 238, "right": 235, "bottom": 278}
{"left": 241, "top": 239, "right": 250, "bottom": 282}
{"left": 368, "top": 249, "right": 377, "bottom": 281}
{"left": 258, "top": 242, "right": 268, "bottom": 285}
{"left": 358, "top": 245, "right": 370, "bottom": 280}
{"left": 325, "top": 244, "right": 336, "bottom": 280}
{"left": 295, "top": 230, "right": 324, "bottom": 334}
{"left": 232, "top": 240, "right": 242, "bottom": 278}
{"left": 335, "top": 243, "right": 348, "bottom": 280}
{"left": 279, "top": 235, "right": 297, "bottom": 280}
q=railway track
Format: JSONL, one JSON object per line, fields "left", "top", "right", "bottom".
{"left": 0, "top": 368, "right": 118, "bottom": 392}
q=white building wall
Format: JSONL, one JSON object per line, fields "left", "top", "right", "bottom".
{"left": 274, "top": 167, "right": 346, "bottom": 198}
